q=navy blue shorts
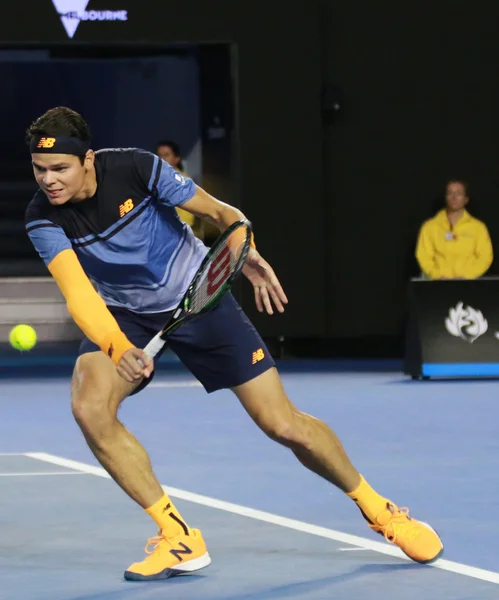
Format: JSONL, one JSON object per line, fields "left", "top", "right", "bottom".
{"left": 78, "top": 294, "right": 275, "bottom": 394}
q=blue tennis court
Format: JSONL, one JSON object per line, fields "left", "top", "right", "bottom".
{"left": 1, "top": 361, "right": 498, "bottom": 599}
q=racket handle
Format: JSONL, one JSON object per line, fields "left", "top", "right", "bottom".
{"left": 143, "top": 332, "right": 166, "bottom": 360}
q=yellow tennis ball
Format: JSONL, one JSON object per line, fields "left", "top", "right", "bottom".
{"left": 9, "top": 324, "right": 37, "bottom": 351}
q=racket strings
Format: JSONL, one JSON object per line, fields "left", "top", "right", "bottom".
{"left": 189, "top": 233, "right": 247, "bottom": 314}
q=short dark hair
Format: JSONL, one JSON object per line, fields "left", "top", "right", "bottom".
{"left": 446, "top": 179, "right": 469, "bottom": 197}
{"left": 157, "top": 139, "right": 181, "bottom": 156}
{"left": 26, "top": 107, "right": 91, "bottom": 164}
{"left": 156, "top": 139, "right": 184, "bottom": 171}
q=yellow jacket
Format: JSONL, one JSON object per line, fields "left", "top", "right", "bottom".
{"left": 416, "top": 209, "right": 493, "bottom": 279}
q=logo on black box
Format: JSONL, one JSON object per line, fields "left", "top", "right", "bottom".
{"left": 51, "top": 1, "right": 128, "bottom": 39}
{"left": 445, "top": 302, "right": 488, "bottom": 343}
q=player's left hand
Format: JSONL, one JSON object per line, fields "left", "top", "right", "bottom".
{"left": 242, "top": 248, "right": 288, "bottom": 314}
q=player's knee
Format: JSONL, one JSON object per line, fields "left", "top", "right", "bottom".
{"left": 71, "top": 355, "right": 118, "bottom": 438}
{"left": 262, "top": 415, "right": 311, "bottom": 450}
{"left": 72, "top": 394, "right": 115, "bottom": 438}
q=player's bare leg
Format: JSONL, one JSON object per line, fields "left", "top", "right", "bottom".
{"left": 71, "top": 352, "right": 163, "bottom": 506}
{"left": 232, "top": 368, "right": 443, "bottom": 564}
{"left": 233, "top": 367, "right": 360, "bottom": 490}
{"left": 71, "top": 352, "right": 211, "bottom": 580}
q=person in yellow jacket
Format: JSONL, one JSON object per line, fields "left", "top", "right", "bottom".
{"left": 156, "top": 140, "right": 204, "bottom": 240}
{"left": 416, "top": 180, "right": 493, "bottom": 279}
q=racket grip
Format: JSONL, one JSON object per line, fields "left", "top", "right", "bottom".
{"left": 143, "top": 332, "right": 166, "bottom": 360}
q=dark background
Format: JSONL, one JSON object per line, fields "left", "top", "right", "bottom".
{"left": 1, "top": 0, "right": 498, "bottom": 357}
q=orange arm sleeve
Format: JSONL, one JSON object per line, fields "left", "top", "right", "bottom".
{"left": 48, "top": 249, "right": 134, "bottom": 365}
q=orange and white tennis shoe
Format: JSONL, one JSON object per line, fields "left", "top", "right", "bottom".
{"left": 369, "top": 502, "right": 443, "bottom": 564}
{"left": 124, "top": 528, "right": 211, "bottom": 581}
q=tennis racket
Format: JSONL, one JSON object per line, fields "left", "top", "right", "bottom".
{"left": 143, "top": 219, "right": 253, "bottom": 360}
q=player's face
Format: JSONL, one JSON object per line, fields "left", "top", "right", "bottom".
{"left": 157, "top": 145, "right": 181, "bottom": 169}
{"left": 31, "top": 153, "right": 92, "bottom": 205}
{"left": 445, "top": 182, "right": 468, "bottom": 212}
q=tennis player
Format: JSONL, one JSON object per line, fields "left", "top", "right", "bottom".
{"left": 25, "top": 107, "right": 443, "bottom": 581}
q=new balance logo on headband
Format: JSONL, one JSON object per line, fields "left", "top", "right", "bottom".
{"left": 37, "top": 138, "right": 56, "bottom": 149}
{"left": 30, "top": 136, "right": 90, "bottom": 155}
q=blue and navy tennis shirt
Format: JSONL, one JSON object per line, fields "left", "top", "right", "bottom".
{"left": 25, "top": 148, "right": 208, "bottom": 313}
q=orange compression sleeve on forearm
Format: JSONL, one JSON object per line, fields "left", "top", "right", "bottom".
{"left": 47, "top": 249, "right": 134, "bottom": 364}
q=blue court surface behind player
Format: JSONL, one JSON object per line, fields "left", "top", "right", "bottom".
{"left": 0, "top": 359, "right": 498, "bottom": 600}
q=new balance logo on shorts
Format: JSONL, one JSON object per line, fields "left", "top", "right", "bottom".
{"left": 252, "top": 348, "right": 265, "bottom": 364}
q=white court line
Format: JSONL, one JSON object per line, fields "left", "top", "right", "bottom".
{"left": 25, "top": 451, "right": 499, "bottom": 586}
{"left": 0, "top": 471, "right": 88, "bottom": 477}
{"left": 0, "top": 452, "right": 29, "bottom": 456}
{"left": 148, "top": 381, "right": 202, "bottom": 388}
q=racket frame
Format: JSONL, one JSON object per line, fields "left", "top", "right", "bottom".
{"left": 143, "top": 219, "right": 252, "bottom": 359}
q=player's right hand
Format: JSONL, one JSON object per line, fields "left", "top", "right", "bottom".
{"left": 117, "top": 348, "right": 154, "bottom": 383}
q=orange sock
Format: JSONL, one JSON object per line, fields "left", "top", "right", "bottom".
{"left": 145, "top": 493, "right": 190, "bottom": 538}
{"left": 346, "top": 475, "right": 389, "bottom": 523}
